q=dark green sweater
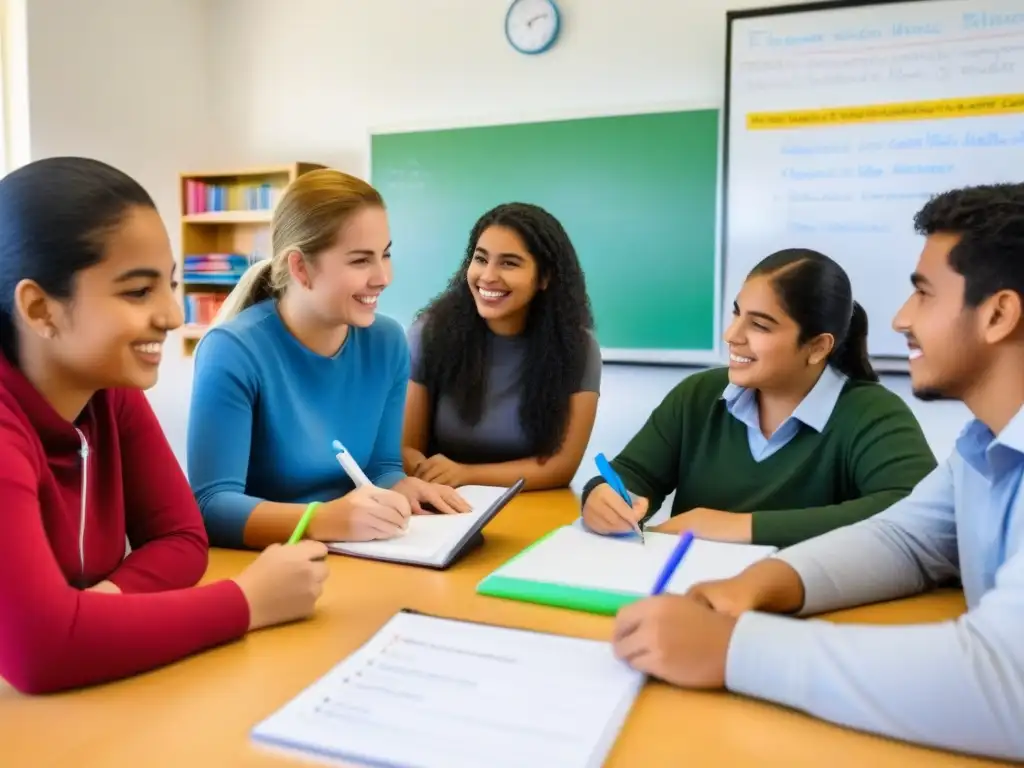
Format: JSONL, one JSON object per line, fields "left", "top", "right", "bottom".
{"left": 586, "top": 368, "right": 937, "bottom": 547}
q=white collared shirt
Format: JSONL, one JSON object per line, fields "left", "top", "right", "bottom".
{"left": 721, "top": 364, "right": 848, "bottom": 462}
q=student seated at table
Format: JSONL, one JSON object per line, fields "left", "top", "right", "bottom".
{"left": 402, "top": 202, "right": 601, "bottom": 491}
{"left": 188, "top": 170, "right": 468, "bottom": 551}
{"left": 611, "top": 183, "right": 1024, "bottom": 762}
{"left": 0, "top": 157, "right": 329, "bottom": 695}
{"left": 582, "top": 248, "right": 936, "bottom": 548}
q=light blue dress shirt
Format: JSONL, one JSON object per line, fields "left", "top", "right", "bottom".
{"left": 722, "top": 365, "right": 848, "bottom": 461}
{"left": 726, "top": 407, "right": 1024, "bottom": 761}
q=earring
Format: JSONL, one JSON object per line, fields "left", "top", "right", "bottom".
{"left": 43, "top": 326, "right": 56, "bottom": 339}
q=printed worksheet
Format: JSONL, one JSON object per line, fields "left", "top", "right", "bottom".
{"left": 252, "top": 611, "right": 643, "bottom": 768}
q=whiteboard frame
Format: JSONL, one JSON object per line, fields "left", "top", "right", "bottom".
{"left": 365, "top": 100, "right": 728, "bottom": 367}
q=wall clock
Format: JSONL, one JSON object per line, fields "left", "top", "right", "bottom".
{"left": 505, "top": 0, "right": 561, "bottom": 55}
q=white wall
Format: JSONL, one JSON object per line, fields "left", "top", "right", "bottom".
{"left": 205, "top": 0, "right": 803, "bottom": 172}
{"left": 19, "top": 0, "right": 973, "bottom": 483}
{"left": 202, "top": 0, "right": 970, "bottom": 494}
{"left": 21, "top": 0, "right": 215, "bottom": 458}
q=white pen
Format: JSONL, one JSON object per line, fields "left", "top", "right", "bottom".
{"left": 332, "top": 439, "right": 372, "bottom": 488}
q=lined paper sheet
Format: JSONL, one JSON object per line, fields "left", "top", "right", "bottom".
{"left": 327, "top": 485, "right": 507, "bottom": 565}
{"left": 494, "top": 523, "right": 777, "bottom": 595}
{"left": 252, "top": 611, "right": 643, "bottom": 768}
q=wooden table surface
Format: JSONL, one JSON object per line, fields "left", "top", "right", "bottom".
{"left": 0, "top": 490, "right": 1007, "bottom": 767}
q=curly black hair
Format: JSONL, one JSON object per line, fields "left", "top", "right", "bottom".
{"left": 416, "top": 202, "right": 595, "bottom": 459}
{"left": 914, "top": 182, "right": 1024, "bottom": 307}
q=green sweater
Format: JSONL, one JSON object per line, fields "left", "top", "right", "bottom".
{"left": 589, "top": 368, "right": 937, "bottom": 547}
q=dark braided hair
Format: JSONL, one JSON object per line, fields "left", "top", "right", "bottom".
{"left": 913, "top": 183, "right": 1024, "bottom": 307}
{"left": 416, "top": 202, "right": 594, "bottom": 458}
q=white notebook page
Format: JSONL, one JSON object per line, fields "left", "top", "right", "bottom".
{"left": 493, "top": 524, "right": 777, "bottom": 594}
{"left": 252, "top": 611, "right": 643, "bottom": 768}
{"left": 327, "top": 485, "right": 508, "bottom": 564}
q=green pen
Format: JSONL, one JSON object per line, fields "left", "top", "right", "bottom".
{"left": 288, "top": 501, "right": 322, "bottom": 544}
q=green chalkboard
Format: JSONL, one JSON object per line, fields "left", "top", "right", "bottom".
{"left": 371, "top": 109, "right": 720, "bottom": 356}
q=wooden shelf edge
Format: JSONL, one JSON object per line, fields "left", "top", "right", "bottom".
{"left": 182, "top": 210, "right": 273, "bottom": 224}
{"left": 180, "top": 324, "right": 209, "bottom": 340}
{"left": 179, "top": 162, "right": 325, "bottom": 180}
{"left": 178, "top": 162, "right": 326, "bottom": 352}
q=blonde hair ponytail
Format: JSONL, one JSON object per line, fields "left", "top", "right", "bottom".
{"left": 202, "top": 168, "right": 384, "bottom": 331}
{"left": 209, "top": 258, "right": 275, "bottom": 327}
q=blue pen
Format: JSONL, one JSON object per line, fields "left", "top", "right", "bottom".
{"left": 595, "top": 453, "right": 645, "bottom": 544}
{"left": 651, "top": 532, "right": 695, "bottom": 595}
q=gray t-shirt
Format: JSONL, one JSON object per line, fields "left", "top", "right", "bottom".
{"left": 407, "top": 318, "right": 602, "bottom": 464}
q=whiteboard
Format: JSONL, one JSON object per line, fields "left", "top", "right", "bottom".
{"left": 723, "top": 0, "right": 1024, "bottom": 358}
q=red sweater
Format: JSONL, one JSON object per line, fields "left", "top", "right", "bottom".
{"left": 0, "top": 355, "right": 250, "bottom": 694}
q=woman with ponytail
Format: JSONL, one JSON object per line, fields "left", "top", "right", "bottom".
{"left": 0, "top": 157, "right": 330, "bottom": 694}
{"left": 187, "top": 169, "right": 468, "bottom": 551}
{"left": 582, "top": 248, "right": 937, "bottom": 547}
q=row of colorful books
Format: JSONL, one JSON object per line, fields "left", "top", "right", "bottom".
{"left": 183, "top": 253, "right": 252, "bottom": 285}
{"left": 184, "top": 180, "right": 280, "bottom": 214}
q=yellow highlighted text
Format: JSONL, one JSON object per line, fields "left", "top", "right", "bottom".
{"left": 747, "top": 94, "right": 1024, "bottom": 130}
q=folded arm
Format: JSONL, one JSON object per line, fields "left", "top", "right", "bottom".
{"left": 719, "top": 459, "right": 1024, "bottom": 759}
{"left": 726, "top": 544, "right": 1024, "bottom": 761}
{"left": 775, "top": 459, "right": 960, "bottom": 614}
{"left": 107, "top": 390, "right": 211, "bottom": 592}
{"left": 0, "top": 426, "right": 248, "bottom": 695}
{"left": 188, "top": 331, "right": 282, "bottom": 549}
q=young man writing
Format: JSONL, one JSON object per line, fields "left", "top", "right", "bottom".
{"left": 612, "top": 182, "right": 1024, "bottom": 762}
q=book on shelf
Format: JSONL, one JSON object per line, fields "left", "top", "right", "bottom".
{"left": 183, "top": 253, "right": 253, "bottom": 285}
{"left": 184, "top": 292, "right": 228, "bottom": 326}
{"left": 184, "top": 179, "right": 280, "bottom": 215}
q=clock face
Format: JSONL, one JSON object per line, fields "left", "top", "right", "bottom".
{"left": 505, "top": 0, "right": 559, "bottom": 54}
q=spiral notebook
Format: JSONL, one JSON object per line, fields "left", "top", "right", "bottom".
{"left": 477, "top": 522, "right": 777, "bottom": 615}
{"left": 327, "top": 479, "right": 524, "bottom": 569}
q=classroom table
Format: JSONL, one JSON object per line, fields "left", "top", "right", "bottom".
{"left": 0, "top": 490, "right": 1009, "bottom": 768}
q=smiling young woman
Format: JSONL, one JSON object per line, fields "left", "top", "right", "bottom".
{"left": 581, "top": 248, "right": 937, "bottom": 548}
{"left": 187, "top": 170, "right": 469, "bottom": 551}
{"left": 401, "top": 202, "right": 601, "bottom": 491}
{"left": 0, "top": 157, "right": 330, "bottom": 695}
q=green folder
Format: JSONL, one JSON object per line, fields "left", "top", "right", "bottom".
{"left": 476, "top": 530, "right": 648, "bottom": 616}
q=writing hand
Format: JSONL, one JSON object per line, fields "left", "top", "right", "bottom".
{"left": 612, "top": 594, "right": 736, "bottom": 688}
{"left": 582, "top": 484, "right": 648, "bottom": 535}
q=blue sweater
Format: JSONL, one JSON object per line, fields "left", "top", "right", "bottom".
{"left": 186, "top": 300, "right": 409, "bottom": 548}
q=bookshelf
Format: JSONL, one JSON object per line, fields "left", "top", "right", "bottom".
{"left": 177, "top": 162, "right": 324, "bottom": 356}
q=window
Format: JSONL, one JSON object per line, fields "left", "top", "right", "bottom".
{"left": 1, "top": 0, "right": 31, "bottom": 174}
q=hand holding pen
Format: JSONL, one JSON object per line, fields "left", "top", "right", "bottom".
{"left": 311, "top": 441, "right": 412, "bottom": 541}
{"left": 612, "top": 532, "right": 738, "bottom": 690}
{"left": 581, "top": 454, "right": 649, "bottom": 542}
{"left": 286, "top": 441, "right": 412, "bottom": 543}
{"left": 306, "top": 488, "right": 411, "bottom": 541}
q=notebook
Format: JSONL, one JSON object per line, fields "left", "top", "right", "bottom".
{"left": 477, "top": 521, "right": 778, "bottom": 615}
{"left": 327, "top": 479, "right": 524, "bottom": 569}
{"left": 251, "top": 609, "right": 644, "bottom": 768}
